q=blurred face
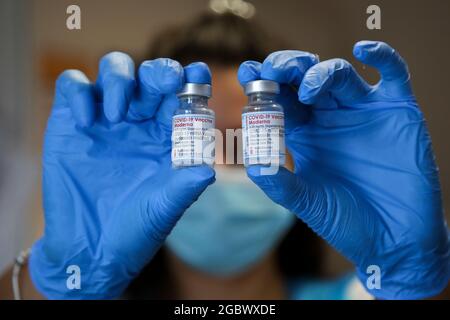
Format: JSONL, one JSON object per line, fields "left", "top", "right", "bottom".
{"left": 209, "top": 65, "right": 246, "bottom": 133}
{"left": 207, "top": 65, "right": 293, "bottom": 168}
{"left": 165, "top": 64, "right": 297, "bottom": 277}
{"left": 208, "top": 65, "right": 247, "bottom": 164}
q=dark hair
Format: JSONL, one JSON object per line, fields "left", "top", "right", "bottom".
{"left": 145, "top": 12, "right": 282, "bottom": 66}
{"left": 126, "top": 12, "right": 323, "bottom": 299}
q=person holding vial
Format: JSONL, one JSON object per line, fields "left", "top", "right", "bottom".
{"left": 0, "top": 12, "right": 448, "bottom": 301}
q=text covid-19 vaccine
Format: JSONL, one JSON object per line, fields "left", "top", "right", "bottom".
{"left": 172, "top": 83, "right": 215, "bottom": 168}
{"left": 242, "top": 80, "right": 285, "bottom": 167}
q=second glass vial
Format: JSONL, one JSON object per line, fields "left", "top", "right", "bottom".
{"left": 242, "top": 80, "right": 286, "bottom": 167}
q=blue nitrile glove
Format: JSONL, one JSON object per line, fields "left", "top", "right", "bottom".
{"left": 29, "top": 53, "right": 215, "bottom": 299}
{"left": 238, "top": 41, "right": 450, "bottom": 299}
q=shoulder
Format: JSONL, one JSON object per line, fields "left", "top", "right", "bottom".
{"left": 287, "top": 273, "right": 374, "bottom": 300}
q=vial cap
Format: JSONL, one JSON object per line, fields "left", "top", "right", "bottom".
{"left": 177, "top": 83, "right": 212, "bottom": 98}
{"left": 244, "top": 80, "right": 280, "bottom": 95}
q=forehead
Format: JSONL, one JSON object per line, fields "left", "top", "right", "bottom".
{"left": 209, "top": 65, "right": 246, "bottom": 100}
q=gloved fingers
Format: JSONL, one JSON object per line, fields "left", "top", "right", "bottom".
{"left": 278, "top": 84, "right": 311, "bottom": 131}
{"left": 237, "top": 60, "right": 262, "bottom": 85}
{"left": 54, "top": 69, "right": 96, "bottom": 128}
{"left": 238, "top": 59, "right": 311, "bottom": 131}
{"left": 154, "top": 94, "right": 180, "bottom": 131}
{"left": 155, "top": 62, "right": 212, "bottom": 131}
{"left": 261, "top": 50, "right": 319, "bottom": 86}
{"left": 353, "top": 41, "right": 409, "bottom": 84}
{"left": 246, "top": 166, "right": 329, "bottom": 231}
{"left": 184, "top": 61, "right": 212, "bottom": 84}
{"left": 96, "top": 52, "right": 136, "bottom": 123}
{"left": 238, "top": 52, "right": 320, "bottom": 86}
{"left": 353, "top": 41, "right": 414, "bottom": 99}
{"left": 299, "top": 58, "right": 372, "bottom": 106}
{"left": 127, "top": 58, "right": 184, "bottom": 121}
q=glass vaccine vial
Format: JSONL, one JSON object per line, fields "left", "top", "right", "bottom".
{"left": 172, "top": 83, "right": 215, "bottom": 168}
{"left": 242, "top": 80, "right": 286, "bottom": 167}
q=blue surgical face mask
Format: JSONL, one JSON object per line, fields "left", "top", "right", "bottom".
{"left": 165, "top": 167, "right": 296, "bottom": 277}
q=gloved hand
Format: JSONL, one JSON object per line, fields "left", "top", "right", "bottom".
{"left": 29, "top": 53, "right": 215, "bottom": 299}
{"left": 238, "top": 41, "right": 450, "bottom": 299}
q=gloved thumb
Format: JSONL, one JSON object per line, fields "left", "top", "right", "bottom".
{"left": 246, "top": 166, "right": 328, "bottom": 232}
{"left": 165, "top": 166, "right": 216, "bottom": 214}
{"left": 101, "top": 166, "right": 215, "bottom": 272}
{"left": 146, "top": 166, "right": 216, "bottom": 242}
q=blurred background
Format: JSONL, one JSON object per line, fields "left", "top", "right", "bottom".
{"left": 1, "top": 0, "right": 449, "bottom": 277}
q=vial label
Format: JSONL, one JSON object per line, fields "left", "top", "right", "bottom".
{"left": 172, "top": 114, "right": 215, "bottom": 167}
{"left": 242, "top": 111, "right": 286, "bottom": 166}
